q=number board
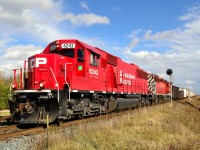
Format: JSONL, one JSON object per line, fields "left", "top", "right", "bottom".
{"left": 61, "top": 43, "right": 76, "bottom": 49}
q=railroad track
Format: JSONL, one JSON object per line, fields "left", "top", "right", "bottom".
{"left": 178, "top": 98, "right": 200, "bottom": 112}
{"left": 0, "top": 124, "right": 18, "bottom": 134}
{"left": 0, "top": 116, "right": 10, "bottom": 123}
{"left": 0, "top": 124, "right": 45, "bottom": 141}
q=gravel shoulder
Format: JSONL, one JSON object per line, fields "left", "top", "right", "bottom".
{"left": 0, "top": 133, "right": 46, "bottom": 150}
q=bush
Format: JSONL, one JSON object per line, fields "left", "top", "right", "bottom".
{"left": 0, "top": 76, "right": 12, "bottom": 109}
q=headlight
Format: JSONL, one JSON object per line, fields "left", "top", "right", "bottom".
{"left": 39, "top": 82, "right": 44, "bottom": 89}
{"left": 12, "top": 84, "right": 17, "bottom": 90}
{"left": 12, "top": 85, "right": 15, "bottom": 88}
{"left": 11, "top": 83, "right": 18, "bottom": 90}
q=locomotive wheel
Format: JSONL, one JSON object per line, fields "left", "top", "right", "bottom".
{"left": 145, "top": 99, "right": 151, "bottom": 106}
{"left": 140, "top": 98, "right": 146, "bottom": 107}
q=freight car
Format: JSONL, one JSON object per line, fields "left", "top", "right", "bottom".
{"left": 172, "top": 86, "right": 180, "bottom": 100}
{"left": 170, "top": 86, "right": 195, "bottom": 100}
{"left": 8, "top": 39, "right": 170, "bottom": 124}
{"left": 179, "top": 88, "right": 195, "bottom": 98}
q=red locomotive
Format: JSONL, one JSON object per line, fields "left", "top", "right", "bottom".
{"left": 8, "top": 39, "right": 170, "bottom": 124}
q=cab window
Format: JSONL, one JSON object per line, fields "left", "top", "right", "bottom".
{"left": 90, "top": 51, "right": 100, "bottom": 66}
{"left": 77, "top": 49, "right": 84, "bottom": 62}
{"left": 53, "top": 49, "right": 74, "bottom": 58}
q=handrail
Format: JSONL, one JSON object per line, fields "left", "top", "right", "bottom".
{"left": 13, "top": 68, "right": 23, "bottom": 90}
{"left": 49, "top": 67, "right": 60, "bottom": 102}
{"left": 65, "top": 63, "right": 72, "bottom": 102}
{"left": 23, "top": 60, "right": 28, "bottom": 87}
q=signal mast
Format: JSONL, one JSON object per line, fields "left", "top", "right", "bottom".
{"left": 166, "top": 69, "right": 173, "bottom": 106}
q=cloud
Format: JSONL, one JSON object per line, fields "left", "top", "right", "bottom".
{"left": 0, "top": 37, "right": 15, "bottom": 49}
{"left": 54, "top": 13, "right": 110, "bottom": 26}
{"left": 0, "top": 0, "right": 55, "bottom": 25}
{"left": 185, "top": 80, "right": 195, "bottom": 85}
{"left": 0, "top": 0, "right": 110, "bottom": 44}
{"left": 3, "top": 44, "right": 42, "bottom": 60}
{"left": 0, "top": 43, "right": 43, "bottom": 75}
{"left": 123, "top": 5, "right": 200, "bottom": 94}
{"left": 0, "top": 0, "right": 110, "bottom": 28}
{"left": 0, "top": 0, "right": 65, "bottom": 43}
{"left": 179, "top": 5, "right": 200, "bottom": 21}
{"left": 127, "top": 38, "right": 140, "bottom": 49}
{"left": 81, "top": 2, "right": 89, "bottom": 12}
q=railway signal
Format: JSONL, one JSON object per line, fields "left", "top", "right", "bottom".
{"left": 166, "top": 69, "right": 173, "bottom": 106}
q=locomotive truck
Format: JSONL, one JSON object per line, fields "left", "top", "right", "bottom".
{"left": 8, "top": 39, "right": 170, "bottom": 124}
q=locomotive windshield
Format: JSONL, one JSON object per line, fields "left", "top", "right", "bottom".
{"left": 77, "top": 49, "right": 84, "bottom": 62}
{"left": 53, "top": 49, "right": 74, "bottom": 58}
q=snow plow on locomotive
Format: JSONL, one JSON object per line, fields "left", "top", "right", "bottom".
{"left": 8, "top": 39, "right": 171, "bottom": 124}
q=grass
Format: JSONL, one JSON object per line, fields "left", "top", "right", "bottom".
{"left": 35, "top": 97, "right": 200, "bottom": 150}
{"left": 0, "top": 109, "right": 10, "bottom": 117}
{"left": 184, "top": 97, "right": 200, "bottom": 109}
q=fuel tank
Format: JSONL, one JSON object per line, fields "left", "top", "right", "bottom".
{"left": 106, "top": 95, "right": 141, "bottom": 113}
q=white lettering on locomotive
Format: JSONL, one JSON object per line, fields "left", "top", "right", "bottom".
{"left": 120, "top": 78, "right": 132, "bottom": 85}
{"left": 120, "top": 70, "right": 123, "bottom": 77}
{"left": 36, "top": 58, "right": 47, "bottom": 67}
{"left": 30, "top": 58, "right": 35, "bottom": 69}
{"left": 119, "top": 70, "right": 135, "bottom": 85}
{"left": 61, "top": 43, "right": 76, "bottom": 49}
{"left": 30, "top": 58, "right": 47, "bottom": 68}
{"left": 89, "top": 68, "right": 98, "bottom": 76}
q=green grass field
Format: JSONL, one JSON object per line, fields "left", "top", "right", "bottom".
{"left": 34, "top": 97, "right": 200, "bottom": 149}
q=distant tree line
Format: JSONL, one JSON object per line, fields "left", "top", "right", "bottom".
{"left": 0, "top": 76, "right": 12, "bottom": 109}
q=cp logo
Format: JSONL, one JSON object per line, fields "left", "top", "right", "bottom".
{"left": 30, "top": 58, "right": 47, "bottom": 68}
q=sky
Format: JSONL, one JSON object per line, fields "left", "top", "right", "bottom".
{"left": 0, "top": 0, "right": 200, "bottom": 94}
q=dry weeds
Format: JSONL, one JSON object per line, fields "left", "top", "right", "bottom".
{"left": 0, "top": 109, "right": 10, "bottom": 117}
{"left": 36, "top": 97, "right": 200, "bottom": 150}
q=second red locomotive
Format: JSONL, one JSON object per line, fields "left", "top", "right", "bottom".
{"left": 9, "top": 39, "right": 170, "bottom": 124}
